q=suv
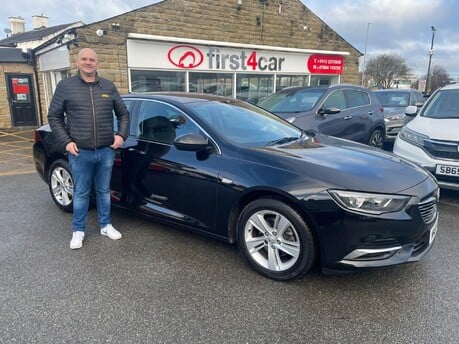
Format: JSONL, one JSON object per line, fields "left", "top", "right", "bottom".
{"left": 374, "top": 88, "right": 425, "bottom": 142}
{"left": 257, "top": 84, "right": 385, "bottom": 148}
{"left": 393, "top": 82, "right": 459, "bottom": 191}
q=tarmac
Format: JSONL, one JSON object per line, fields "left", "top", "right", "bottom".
{"left": 0, "top": 128, "right": 37, "bottom": 176}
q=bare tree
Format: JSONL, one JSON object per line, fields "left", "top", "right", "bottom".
{"left": 424, "top": 65, "right": 453, "bottom": 93}
{"left": 364, "top": 53, "right": 410, "bottom": 89}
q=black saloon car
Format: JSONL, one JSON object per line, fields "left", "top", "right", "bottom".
{"left": 33, "top": 93, "right": 439, "bottom": 280}
{"left": 257, "top": 84, "right": 386, "bottom": 148}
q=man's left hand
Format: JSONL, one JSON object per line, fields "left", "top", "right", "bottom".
{"left": 111, "top": 135, "right": 125, "bottom": 149}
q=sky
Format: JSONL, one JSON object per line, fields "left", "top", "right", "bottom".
{"left": 1, "top": 0, "right": 458, "bottom": 79}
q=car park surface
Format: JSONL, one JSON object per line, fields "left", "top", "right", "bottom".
{"left": 374, "top": 88, "right": 425, "bottom": 142}
{"left": 0, "top": 172, "right": 458, "bottom": 343}
{"left": 393, "top": 83, "right": 459, "bottom": 191}
{"left": 257, "top": 84, "right": 385, "bottom": 148}
{"left": 34, "top": 93, "right": 438, "bottom": 280}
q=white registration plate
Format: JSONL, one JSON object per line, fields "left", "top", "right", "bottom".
{"left": 436, "top": 164, "right": 459, "bottom": 177}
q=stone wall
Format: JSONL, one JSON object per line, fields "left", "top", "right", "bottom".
{"left": 37, "top": 0, "right": 361, "bottom": 120}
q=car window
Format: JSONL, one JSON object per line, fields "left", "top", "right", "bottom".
{"left": 189, "top": 100, "right": 301, "bottom": 146}
{"left": 375, "top": 91, "right": 408, "bottom": 107}
{"left": 422, "top": 89, "right": 459, "bottom": 119}
{"left": 412, "top": 92, "right": 424, "bottom": 105}
{"left": 323, "top": 90, "right": 346, "bottom": 109}
{"left": 137, "top": 100, "right": 200, "bottom": 143}
{"left": 345, "top": 90, "right": 370, "bottom": 108}
{"left": 257, "top": 89, "right": 325, "bottom": 112}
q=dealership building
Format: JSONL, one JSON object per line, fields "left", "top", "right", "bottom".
{"left": 0, "top": 0, "right": 361, "bottom": 128}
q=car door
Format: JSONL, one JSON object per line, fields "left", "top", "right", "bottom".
{"left": 119, "top": 99, "right": 221, "bottom": 233}
{"left": 316, "top": 89, "right": 368, "bottom": 141}
{"left": 341, "top": 89, "right": 374, "bottom": 143}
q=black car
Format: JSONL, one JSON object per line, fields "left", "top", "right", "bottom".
{"left": 257, "top": 84, "right": 386, "bottom": 148}
{"left": 374, "top": 88, "right": 425, "bottom": 142}
{"left": 33, "top": 93, "right": 438, "bottom": 280}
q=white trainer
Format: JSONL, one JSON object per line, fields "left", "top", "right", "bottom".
{"left": 100, "top": 224, "right": 122, "bottom": 240}
{"left": 70, "top": 231, "right": 85, "bottom": 249}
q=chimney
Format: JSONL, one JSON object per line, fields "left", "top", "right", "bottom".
{"left": 9, "top": 17, "right": 26, "bottom": 34}
{"left": 32, "top": 15, "right": 49, "bottom": 29}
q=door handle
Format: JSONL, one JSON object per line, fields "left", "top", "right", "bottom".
{"left": 343, "top": 116, "right": 352, "bottom": 120}
{"left": 368, "top": 111, "right": 374, "bottom": 116}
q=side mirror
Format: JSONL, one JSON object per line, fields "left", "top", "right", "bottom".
{"left": 404, "top": 105, "right": 418, "bottom": 117}
{"left": 318, "top": 107, "right": 341, "bottom": 116}
{"left": 173, "top": 133, "right": 209, "bottom": 151}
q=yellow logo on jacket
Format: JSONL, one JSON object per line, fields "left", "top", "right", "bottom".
{"left": 101, "top": 94, "right": 110, "bottom": 98}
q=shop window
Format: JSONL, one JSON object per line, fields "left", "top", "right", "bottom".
{"left": 310, "top": 75, "right": 339, "bottom": 86}
{"left": 236, "top": 74, "right": 273, "bottom": 104}
{"left": 189, "top": 72, "right": 233, "bottom": 96}
{"left": 131, "top": 70, "right": 185, "bottom": 92}
{"left": 276, "top": 75, "right": 309, "bottom": 91}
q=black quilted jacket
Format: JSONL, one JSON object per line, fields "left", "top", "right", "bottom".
{"left": 47, "top": 73, "right": 130, "bottom": 150}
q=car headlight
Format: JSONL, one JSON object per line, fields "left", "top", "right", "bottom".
{"left": 398, "top": 127, "right": 428, "bottom": 147}
{"left": 329, "top": 190, "right": 410, "bottom": 215}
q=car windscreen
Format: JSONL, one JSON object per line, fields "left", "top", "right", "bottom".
{"left": 374, "top": 91, "right": 409, "bottom": 107}
{"left": 257, "top": 89, "right": 326, "bottom": 113}
{"left": 421, "top": 89, "right": 459, "bottom": 119}
{"left": 188, "top": 100, "right": 303, "bottom": 146}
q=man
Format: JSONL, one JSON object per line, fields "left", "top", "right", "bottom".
{"left": 48, "top": 48, "right": 130, "bottom": 249}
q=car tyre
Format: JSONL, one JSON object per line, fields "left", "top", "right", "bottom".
{"left": 368, "top": 128, "right": 384, "bottom": 148}
{"left": 48, "top": 159, "right": 73, "bottom": 213}
{"left": 237, "top": 197, "right": 315, "bottom": 281}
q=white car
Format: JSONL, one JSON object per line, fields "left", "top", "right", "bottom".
{"left": 393, "top": 83, "right": 459, "bottom": 191}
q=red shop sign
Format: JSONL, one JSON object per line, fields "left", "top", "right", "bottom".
{"left": 307, "top": 54, "right": 344, "bottom": 74}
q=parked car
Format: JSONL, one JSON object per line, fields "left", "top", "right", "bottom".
{"left": 257, "top": 84, "right": 385, "bottom": 148}
{"left": 393, "top": 83, "right": 459, "bottom": 191}
{"left": 374, "top": 88, "right": 425, "bottom": 142}
{"left": 34, "top": 93, "right": 438, "bottom": 280}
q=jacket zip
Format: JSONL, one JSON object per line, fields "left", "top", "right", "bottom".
{"left": 89, "top": 85, "right": 97, "bottom": 149}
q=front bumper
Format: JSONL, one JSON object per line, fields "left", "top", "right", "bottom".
{"left": 394, "top": 137, "right": 459, "bottom": 191}
{"left": 338, "top": 216, "right": 437, "bottom": 268}
{"left": 304, "top": 178, "right": 439, "bottom": 273}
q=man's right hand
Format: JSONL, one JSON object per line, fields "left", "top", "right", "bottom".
{"left": 66, "top": 142, "right": 79, "bottom": 156}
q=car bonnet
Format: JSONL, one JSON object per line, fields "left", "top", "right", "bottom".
{"left": 256, "top": 136, "right": 430, "bottom": 194}
{"left": 407, "top": 116, "right": 459, "bottom": 141}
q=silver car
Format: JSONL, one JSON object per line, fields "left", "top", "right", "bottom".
{"left": 374, "top": 88, "right": 424, "bottom": 142}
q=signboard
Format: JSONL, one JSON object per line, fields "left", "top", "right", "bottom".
{"left": 307, "top": 54, "right": 344, "bottom": 74}
{"left": 127, "top": 40, "right": 347, "bottom": 75}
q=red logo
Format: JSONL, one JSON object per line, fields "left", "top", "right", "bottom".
{"left": 307, "top": 54, "right": 344, "bottom": 75}
{"left": 168, "top": 45, "right": 204, "bottom": 69}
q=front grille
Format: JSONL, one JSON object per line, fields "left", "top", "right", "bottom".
{"left": 423, "top": 139, "right": 459, "bottom": 160}
{"left": 418, "top": 197, "right": 437, "bottom": 224}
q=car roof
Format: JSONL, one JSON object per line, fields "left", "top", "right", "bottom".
{"left": 122, "top": 92, "right": 241, "bottom": 105}
{"left": 438, "top": 82, "right": 459, "bottom": 90}
{"left": 277, "top": 83, "right": 369, "bottom": 93}
{"left": 374, "top": 89, "right": 417, "bottom": 93}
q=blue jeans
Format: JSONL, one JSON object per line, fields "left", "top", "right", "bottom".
{"left": 68, "top": 147, "right": 115, "bottom": 232}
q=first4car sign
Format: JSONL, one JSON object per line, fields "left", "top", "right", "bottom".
{"left": 128, "top": 39, "right": 346, "bottom": 75}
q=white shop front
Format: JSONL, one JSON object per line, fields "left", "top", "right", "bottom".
{"left": 127, "top": 34, "right": 349, "bottom": 103}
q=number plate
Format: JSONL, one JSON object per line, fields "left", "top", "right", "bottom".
{"left": 436, "top": 164, "right": 459, "bottom": 177}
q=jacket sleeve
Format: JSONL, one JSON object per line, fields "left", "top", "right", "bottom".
{"left": 112, "top": 87, "right": 130, "bottom": 140}
{"left": 47, "top": 81, "right": 72, "bottom": 148}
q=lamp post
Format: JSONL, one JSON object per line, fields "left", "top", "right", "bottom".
{"left": 361, "top": 22, "right": 372, "bottom": 86}
{"left": 425, "top": 26, "right": 436, "bottom": 95}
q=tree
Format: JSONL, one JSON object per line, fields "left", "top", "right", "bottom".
{"left": 424, "top": 65, "right": 453, "bottom": 93}
{"left": 364, "top": 53, "right": 410, "bottom": 89}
